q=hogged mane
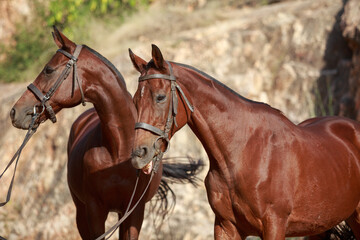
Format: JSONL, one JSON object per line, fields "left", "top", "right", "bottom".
{"left": 174, "top": 62, "right": 285, "bottom": 116}
{"left": 84, "top": 45, "right": 126, "bottom": 86}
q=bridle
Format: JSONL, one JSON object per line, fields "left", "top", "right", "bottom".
{"left": 1, "top": 45, "right": 85, "bottom": 207}
{"left": 95, "top": 62, "right": 194, "bottom": 240}
{"left": 27, "top": 44, "right": 86, "bottom": 123}
{"left": 135, "top": 61, "right": 194, "bottom": 155}
{"left": 0, "top": 45, "right": 87, "bottom": 240}
{"left": 1, "top": 45, "right": 167, "bottom": 240}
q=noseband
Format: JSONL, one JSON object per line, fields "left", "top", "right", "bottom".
{"left": 27, "top": 44, "right": 86, "bottom": 123}
{"left": 135, "top": 61, "right": 194, "bottom": 155}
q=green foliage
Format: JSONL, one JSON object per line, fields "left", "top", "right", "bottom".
{"left": 0, "top": 23, "right": 53, "bottom": 82}
{"left": 46, "top": 0, "right": 150, "bottom": 35}
{"left": 0, "top": 0, "right": 151, "bottom": 82}
{"left": 314, "top": 77, "right": 335, "bottom": 117}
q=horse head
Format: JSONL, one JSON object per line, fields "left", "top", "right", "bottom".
{"left": 129, "top": 44, "right": 194, "bottom": 174}
{"left": 10, "top": 26, "right": 86, "bottom": 129}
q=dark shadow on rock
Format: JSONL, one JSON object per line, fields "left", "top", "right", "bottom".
{"left": 314, "top": 0, "right": 352, "bottom": 117}
{"left": 311, "top": 0, "right": 357, "bottom": 239}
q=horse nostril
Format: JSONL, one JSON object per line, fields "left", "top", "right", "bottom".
{"left": 10, "top": 108, "right": 16, "bottom": 120}
{"left": 133, "top": 146, "right": 148, "bottom": 158}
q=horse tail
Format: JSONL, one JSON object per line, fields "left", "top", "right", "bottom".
{"left": 309, "top": 222, "right": 355, "bottom": 240}
{"left": 150, "top": 157, "right": 204, "bottom": 228}
{"left": 329, "top": 222, "right": 356, "bottom": 240}
{"left": 161, "top": 157, "right": 204, "bottom": 186}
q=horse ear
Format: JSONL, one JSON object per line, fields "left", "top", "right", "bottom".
{"left": 151, "top": 44, "right": 165, "bottom": 69}
{"left": 52, "top": 25, "right": 75, "bottom": 51}
{"left": 129, "top": 48, "right": 147, "bottom": 73}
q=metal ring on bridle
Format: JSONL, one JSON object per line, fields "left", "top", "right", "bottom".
{"left": 33, "top": 103, "right": 45, "bottom": 116}
{"left": 154, "top": 136, "right": 170, "bottom": 154}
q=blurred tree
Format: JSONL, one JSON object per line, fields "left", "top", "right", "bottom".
{"left": 0, "top": 0, "right": 151, "bottom": 82}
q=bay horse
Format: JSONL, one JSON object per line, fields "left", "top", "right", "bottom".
{"left": 9, "top": 28, "right": 201, "bottom": 239}
{"left": 129, "top": 44, "right": 360, "bottom": 239}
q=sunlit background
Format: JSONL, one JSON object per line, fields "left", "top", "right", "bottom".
{"left": 0, "top": 0, "right": 359, "bottom": 239}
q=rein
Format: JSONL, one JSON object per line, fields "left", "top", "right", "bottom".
{"left": 1, "top": 45, "right": 160, "bottom": 240}
{"left": 0, "top": 109, "right": 41, "bottom": 240}
{"left": 27, "top": 44, "right": 86, "bottom": 123}
{"left": 135, "top": 61, "right": 194, "bottom": 152}
{"left": 0, "top": 45, "right": 84, "bottom": 207}
{"left": 0, "top": 111, "right": 39, "bottom": 207}
{"left": 95, "top": 163, "right": 160, "bottom": 240}
{"left": 0, "top": 45, "right": 86, "bottom": 239}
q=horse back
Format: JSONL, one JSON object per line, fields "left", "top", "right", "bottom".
{"left": 299, "top": 116, "right": 360, "bottom": 153}
{"left": 284, "top": 116, "right": 360, "bottom": 235}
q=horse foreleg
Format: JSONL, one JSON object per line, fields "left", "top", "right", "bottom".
{"left": 119, "top": 203, "right": 145, "bottom": 240}
{"left": 262, "top": 213, "right": 287, "bottom": 240}
{"left": 214, "top": 216, "right": 242, "bottom": 240}
{"left": 86, "top": 200, "right": 108, "bottom": 239}
{"left": 71, "top": 193, "right": 92, "bottom": 240}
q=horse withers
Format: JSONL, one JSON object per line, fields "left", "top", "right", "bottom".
{"left": 9, "top": 28, "right": 202, "bottom": 239}
{"left": 129, "top": 44, "right": 360, "bottom": 239}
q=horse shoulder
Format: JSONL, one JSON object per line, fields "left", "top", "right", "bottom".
{"left": 68, "top": 108, "right": 99, "bottom": 153}
{"left": 67, "top": 108, "right": 104, "bottom": 196}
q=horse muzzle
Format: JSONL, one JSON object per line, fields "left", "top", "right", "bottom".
{"left": 131, "top": 145, "right": 154, "bottom": 171}
{"left": 10, "top": 106, "right": 37, "bottom": 130}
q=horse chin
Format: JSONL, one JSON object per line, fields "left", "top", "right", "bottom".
{"left": 131, "top": 155, "right": 152, "bottom": 171}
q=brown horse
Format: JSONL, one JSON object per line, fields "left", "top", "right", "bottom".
{"left": 10, "top": 29, "right": 201, "bottom": 240}
{"left": 129, "top": 44, "right": 360, "bottom": 239}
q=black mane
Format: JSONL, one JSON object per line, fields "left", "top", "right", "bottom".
{"left": 173, "top": 62, "right": 262, "bottom": 104}
{"left": 84, "top": 45, "right": 126, "bottom": 86}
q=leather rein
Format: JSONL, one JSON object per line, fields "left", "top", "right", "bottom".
{"left": 1, "top": 45, "right": 149, "bottom": 240}
{"left": 0, "top": 45, "right": 86, "bottom": 240}
{"left": 0, "top": 45, "right": 84, "bottom": 207}
{"left": 135, "top": 61, "right": 194, "bottom": 156}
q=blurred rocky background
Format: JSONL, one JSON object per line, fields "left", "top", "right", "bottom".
{"left": 0, "top": 0, "right": 359, "bottom": 239}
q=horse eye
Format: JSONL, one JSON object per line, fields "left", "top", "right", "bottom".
{"left": 156, "top": 94, "right": 166, "bottom": 103}
{"left": 44, "top": 66, "right": 55, "bottom": 75}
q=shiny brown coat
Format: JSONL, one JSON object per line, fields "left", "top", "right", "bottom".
{"left": 10, "top": 29, "right": 162, "bottom": 239}
{"left": 129, "top": 45, "right": 360, "bottom": 239}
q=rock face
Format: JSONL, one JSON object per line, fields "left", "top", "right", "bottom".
{"left": 0, "top": 0, "right": 32, "bottom": 60}
{"left": 339, "top": 0, "right": 360, "bottom": 120}
{"left": 0, "top": 0, "right": 351, "bottom": 239}
{"left": 315, "top": 0, "right": 360, "bottom": 122}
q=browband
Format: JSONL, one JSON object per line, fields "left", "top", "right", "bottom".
{"left": 135, "top": 61, "right": 194, "bottom": 151}
{"left": 27, "top": 44, "right": 85, "bottom": 123}
{"left": 138, "top": 61, "right": 176, "bottom": 81}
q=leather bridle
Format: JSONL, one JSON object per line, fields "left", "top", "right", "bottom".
{"left": 0, "top": 45, "right": 87, "bottom": 240}
{"left": 135, "top": 61, "right": 194, "bottom": 154}
{"left": 96, "top": 63, "right": 192, "bottom": 240}
{"left": 27, "top": 44, "right": 86, "bottom": 123}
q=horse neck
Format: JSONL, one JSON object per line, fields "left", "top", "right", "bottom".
{"left": 82, "top": 49, "right": 136, "bottom": 160}
{"left": 176, "top": 65, "right": 283, "bottom": 173}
